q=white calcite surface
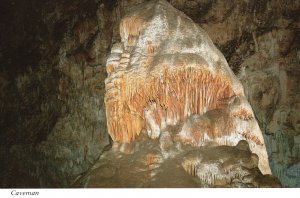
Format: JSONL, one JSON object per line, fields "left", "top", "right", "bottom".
{"left": 104, "top": 0, "right": 271, "bottom": 174}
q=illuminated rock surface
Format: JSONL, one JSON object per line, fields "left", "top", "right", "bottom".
{"left": 73, "top": 133, "right": 281, "bottom": 187}
{"left": 104, "top": 0, "right": 271, "bottom": 175}
{"left": 1, "top": 0, "right": 298, "bottom": 188}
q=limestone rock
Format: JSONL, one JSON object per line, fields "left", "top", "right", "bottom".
{"left": 2, "top": 0, "right": 298, "bottom": 188}
{"left": 104, "top": 0, "right": 271, "bottom": 174}
{"left": 73, "top": 136, "right": 281, "bottom": 187}
{"left": 238, "top": 28, "right": 300, "bottom": 186}
{"left": 181, "top": 140, "right": 281, "bottom": 187}
{"left": 0, "top": 0, "right": 112, "bottom": 187}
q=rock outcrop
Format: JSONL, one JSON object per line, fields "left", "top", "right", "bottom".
{"left": 1, "top": 0, "right": 298, "bottom": 188}
{"left": 108, "top": 0, "right": 300, "bottom": 186}
{"left": 104, "top": 0, "right": 271, "bottom": 175}
{"left": 73, "top": 131, "right": 281, "bottom": 187}
{"left": 0, "top": 0, "right": 112, "bottom": 187}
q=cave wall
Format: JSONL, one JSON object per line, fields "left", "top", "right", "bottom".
{"left": 178, "top": 0, "right": 300, "bottom": 187}
{"left": 0, "top": 0, "right": 299, "bottom": 187}
{"left": 0, "top": 0, "right": 114, "bottom": 187}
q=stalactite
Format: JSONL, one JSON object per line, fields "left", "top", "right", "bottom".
{"left": 232, "top": 108, "right": 253, "bottom": 120}
{"left": 106, "top": 67, "right": 235, "bottom": 142}
{"left": 120, "top": 16, "right": 146, "bottom": 47}
{"left": 242, "top": 131, "right": 264, "bottom": 146}
{"left": 104, "top": 0, "right": 271, "bottom": 175}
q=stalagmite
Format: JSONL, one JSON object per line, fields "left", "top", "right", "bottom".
{"left": 104, "top": 0, "right": 271, "bottom": 174}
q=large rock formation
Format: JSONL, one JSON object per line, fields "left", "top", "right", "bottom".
{"left": 171, "top": 0, "right": 300, "bottom": 187}
{"left": 104, "top": 0, "right": 271, "bottom": 175}
{"left": 73, "top": 131, "right": 281, "bottom": 187}
{"left": 1, "top": 0, "right": 298, "bottom": 188}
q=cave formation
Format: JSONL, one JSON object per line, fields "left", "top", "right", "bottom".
{"left": 104, "top": 0, "right": 271, "bottom": 176}
{"left": 1, "top": 0, "right": 299, "bottom": 188}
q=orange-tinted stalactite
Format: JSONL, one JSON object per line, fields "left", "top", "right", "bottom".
{"left": 105, "top": 67, "right": 235, "bottom": 143}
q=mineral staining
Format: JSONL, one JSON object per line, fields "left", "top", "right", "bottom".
{"left": 104, "top": 0, "right": 271, "bottom": 175}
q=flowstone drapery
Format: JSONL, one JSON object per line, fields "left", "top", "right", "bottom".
{"left": 104, "top": 0, "right": 271, "bottom": 175}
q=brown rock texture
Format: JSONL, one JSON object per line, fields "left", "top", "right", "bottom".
{"left": 109, "top": 0, "right": 300, "bottom": 187}
{"left": 104, "top": 0, "right": 271, "bottom": 175}
{"left": 0, "top": 0, "right": 113, "bottom": 187}
{"left": 0, "top": 0, "right": 299, "bottom": 187}
{"left": 73, "top": 133, "right": 281, "bottom": 188}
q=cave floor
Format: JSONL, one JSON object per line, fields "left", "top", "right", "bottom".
{"left": 72, "top": 134, "right": 201, "bottom": 188}
{"left": 72, "top": 132, "right": 281, "bottom": 188}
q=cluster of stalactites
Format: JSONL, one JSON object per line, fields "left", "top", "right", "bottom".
{"left": 120, "top": 16, "right": 146, "bottom": 47}
{"left": 105, "top": 66, "right": 234, "bottom": 143}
